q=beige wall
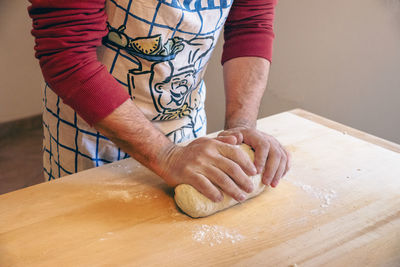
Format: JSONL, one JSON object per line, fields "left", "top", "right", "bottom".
{"left": 0, "top": 1, "right": 43, "bottom": 123}
{"left": 205, "top": 0, "right": 400, "bottom": 144}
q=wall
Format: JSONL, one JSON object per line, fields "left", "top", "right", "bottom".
{"left": 205, "top": 0, "right": 400, "bottom": 144}
{"left": 0, "top": 1, "right": 43, "bottom": 123}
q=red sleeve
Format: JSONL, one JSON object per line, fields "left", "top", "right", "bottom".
{"left": 221, "top": 0, "right": 277, "bottom": 65}
{"left": 28, "top": 0, "right": 130, "bottom": 126}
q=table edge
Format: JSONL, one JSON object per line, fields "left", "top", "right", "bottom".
{"left": 289, "top": 109, "right": 400, "bottom": 153}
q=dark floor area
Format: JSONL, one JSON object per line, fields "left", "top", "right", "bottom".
{"left": 0, "top": 127, "right": 44, "bottom": 195}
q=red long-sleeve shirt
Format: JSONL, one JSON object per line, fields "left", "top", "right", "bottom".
{"left": 28, "top": 0, "right": 276, "bottom": 126}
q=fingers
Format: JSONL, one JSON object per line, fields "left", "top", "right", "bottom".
{"left": 192, "top": 173, "right": 223, "bottom": 202}
{"left": 262, "top": 145, "right": 281, "bottom": 186}
{"left": 217, "top": 129, "right": 292, "bottom": 189}
{"left": 206, "top": 166, "right": 247, "bottom": 202}
{"left": 270, "top": 146, "right": 288, "bottom": 187}
{"left": 215, "top": 135, "right": 237, "bottom": 145}
{"left": 214, "top": 155, "right": 254, "bottom": 194}
{"left": 283, "top": 146, "right": 292, "bottom": 176}
{"left": 218, "top": 130, "right": 291, "bottom": 189}
{"left": 193, "top": 164, "right": 249, "bottom": 203}
{"left": 218, "top": 130, "right": 243, "bottom": 144}
{"left": 262, "top": 143, "right": 288, "bottom": 187}
{"left": 252, "top": 140, "right": 270, "bottom": 174}
{"left": 218, "top": 143, "right": 257, "bottom": 177}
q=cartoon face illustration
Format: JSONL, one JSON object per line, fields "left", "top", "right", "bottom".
{"left": 147, "top": 37, "right": 213, "bottom": 120}
{"left": 154, "top": 69, "right": 196, "bottom": 109}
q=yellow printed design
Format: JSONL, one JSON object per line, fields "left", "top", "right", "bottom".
{"left": 130, "top": 36, "right": 161, "bottom": 55}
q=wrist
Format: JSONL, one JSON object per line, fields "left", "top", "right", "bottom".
{"left": 224, "top": 117, "right": 256, "bottom": 130}
{"left": 153, "top": 142, "right": 178, "bottom": 184}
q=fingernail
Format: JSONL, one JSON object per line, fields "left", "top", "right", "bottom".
{"left": 246, "top": 184, "right": 254, "bottom": 193}
{"left": 263, "top": 177, "right": 272, "bottom": 186}
{"left": 271, "top": 179, "right": 279, "bottom": 188}
{"left": 257, "top": 165, "right": 263, "bottom": 174}
{"left": 237, "top": 193, "right": 246, "bottom": 202}
{"left": 252, "top": 165, "right": 257, "bottom": 175}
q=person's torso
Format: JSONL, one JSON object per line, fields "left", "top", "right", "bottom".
{"left": 42, "top": 0, "right": 233, "bottom": 179}
{"left": 98, "top": 0, "right": 233, "bottom": 139}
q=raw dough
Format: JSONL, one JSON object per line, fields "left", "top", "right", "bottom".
{"left": 174, "top": 144, "right": 266, "bottom": 218}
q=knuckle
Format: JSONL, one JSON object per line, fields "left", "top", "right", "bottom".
{"left": 280, "top": 150, "right": 287, "bottom": 162}
{"left": 271, "top": 146, "right": 282, "bottom": 157}
{"left": 212, "top": 172, "right": 228, "bottom": 186}
{"left": 257, "top": 139, "right": 269, "bottom": 149}
{"left": 193, "top": 178, "right": 208, "bottom": 193}
{"left": 208, "top": 190, "right": 221, "bottom": 202}
{"left": 182, "top": 165, "right": 191, "bottom": 174}
{"left": 226, "top": 164, "right": 239, "bottom": 176}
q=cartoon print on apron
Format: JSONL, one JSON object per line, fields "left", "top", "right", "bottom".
{"left": 42, "top": 0, "right": 233, "bottom": 180}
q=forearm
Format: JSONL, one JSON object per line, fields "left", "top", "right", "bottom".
{"left": 223, "top": 57, "right": 270, "bottom": 129}
{"left": 221, "top": 57, "right": 290, "bottom": 187}
{"left": 94, "top": 99, "right": 174, "bottom": 177}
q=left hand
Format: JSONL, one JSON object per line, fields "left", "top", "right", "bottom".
{"left": 218, "top": 127, "right": 291, "bottom": 187}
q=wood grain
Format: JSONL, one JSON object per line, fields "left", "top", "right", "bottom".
{"left": 0, "top": 111, "right": 399, "bottom": 266}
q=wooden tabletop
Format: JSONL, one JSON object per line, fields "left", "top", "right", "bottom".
{"left": 1, "top": 109, "right": 399, "bottom": 267}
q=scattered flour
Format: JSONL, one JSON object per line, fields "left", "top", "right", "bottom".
{"left": 105, "top": 190, "right": 133, "bottom": 202}
{"left": 133, "top": 191, "right": 159, "bottom": 200}
{"left": 100, "top": 190, "right": 160, "bottom": 202}
{"left": 110, "top": 163, "right": 140, "bottom": 175}
{"left": 99, "top": 232, "right": 114, "bottom": 242}
{"left": 192, "top": 224, "right": 245, "bottom": 246}
{"left": 289, "top": 180, "right": 337, "bottom": 208}
{"left": 102, "top": 180, "right": 139, "bottom": 186}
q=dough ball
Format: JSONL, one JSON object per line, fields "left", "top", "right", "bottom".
{"left": 174, "top": 144, "right": 266, "bottom": 218}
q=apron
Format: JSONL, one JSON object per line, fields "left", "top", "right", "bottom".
{"left": 42, "top": 0, "right": 233, "bottom": 180}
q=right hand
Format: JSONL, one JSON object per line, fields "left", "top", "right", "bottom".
{"left": 158, "top": 137, "right": 258, "bottom": 203}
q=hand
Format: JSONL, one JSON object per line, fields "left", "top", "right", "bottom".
{"left": 158, "top": 137, "right": 258, "bottom": 202}
{"left": 218, "top": 127, "right": 291, "bottom": 188}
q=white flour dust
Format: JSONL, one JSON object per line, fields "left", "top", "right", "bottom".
{"left": 99, "top": 232, "right": 114, "bottom": 242}
{"left": 192, "top": 225, "right": 245, "bottom": 246}
{"left": 104, "top": 190, "right": 133, "bottom": 202}
{"left": 110, "top": 163, "right": 141, "bottom": 175}
{"left": 289, "top": 180, "right": 337, "bottom": 208}
{"left": 99, "top": 190, "right": 159, "bottom": 202}
{"left": 132, "top": 191, "right": 159, "bottom": 200}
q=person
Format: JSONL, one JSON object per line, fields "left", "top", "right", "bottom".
{"left": 28, "top": 0, "right": 290, "bottom": 203}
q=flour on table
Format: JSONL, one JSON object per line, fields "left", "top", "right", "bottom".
{"left": 95, "top": 189, "right": 160, "bottom": 203}
{"left": 133, "top": 191, "right": 159, "bottom": 200}
{"left": 102, "top": 190, "right": 160, "bottom": 202}
{"left": 192, "top": 224, "right": 245, "bottom": 246}
{"left": 110, "top": 163, "right": 142, "bottom": 175}
{"left": 104, "top": 190, "right": 133, "bottom": 202}
{"left": 288, "top": 180, "right": 337, "bottom": 208}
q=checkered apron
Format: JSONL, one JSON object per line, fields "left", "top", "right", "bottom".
{"left": 42, "top": 0, "right": 233, "bottom": 180}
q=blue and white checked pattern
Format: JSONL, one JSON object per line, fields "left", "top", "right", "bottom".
{"left": 42, "top": 85, "right": 130, "bottom": 180}
{"left": 42, "top": 0, "right": 233, "bottom": 180}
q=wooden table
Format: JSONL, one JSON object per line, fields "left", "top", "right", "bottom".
{"left": 1, "top": 109, "right": 399, "bottom": 266}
